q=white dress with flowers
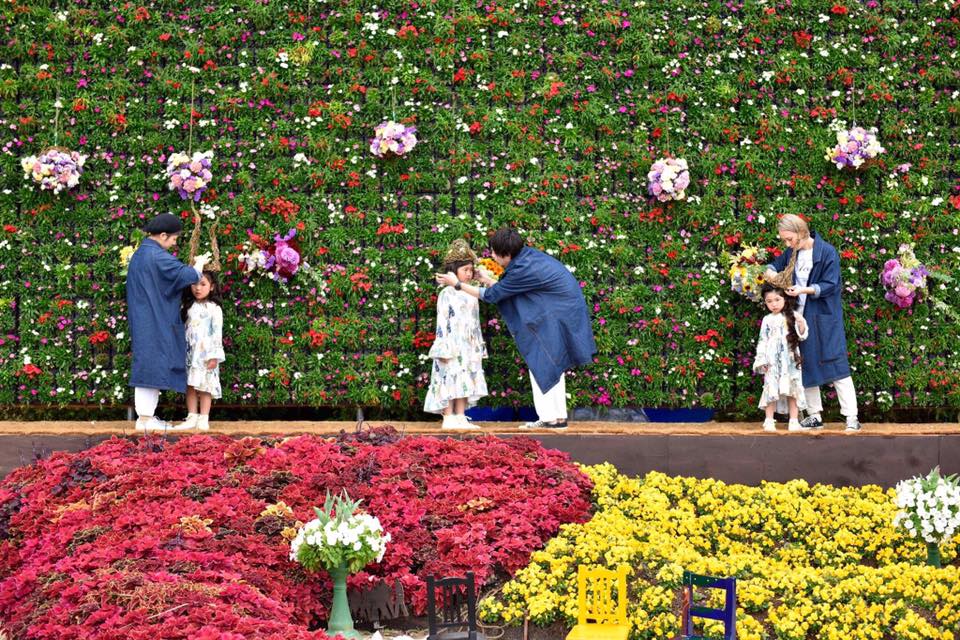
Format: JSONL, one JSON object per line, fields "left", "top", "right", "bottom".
{"left": 424, "top": 287, "right": 488, "bottom": 414}
{"left": 186, "top": 302, "right": 225, "bottom": 399}
{"left": 753, "top": 313, "right": 808, "bottom": 412}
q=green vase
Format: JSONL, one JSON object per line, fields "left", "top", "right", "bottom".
{"left": 926, "top": 542, "right": 942, "bottom": 568}
{"left": 326, "top": 563, "right": 362, "bottom": 639}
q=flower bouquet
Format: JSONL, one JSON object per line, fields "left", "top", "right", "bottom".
{"left": 721, "top": 245, "right": 769, "bottom": 302}
{"left": 290, "top": 491, "right": 391, "bottom": 638}
{"left": 166, "top": 150, "right": 213, "bottom": 201}
{"left": 20, "top": 147, "right": 87, "bottom": 194}
{"left": 647, "top": 157, "right": 690, "bottom": 202}
{"left": 477, "top": 257, "right": 503, "bottom": 282}
{"left": 237, "top": 228, "right": 302, "bottom": 283}
{"left": 881, "top": 243, "right": 928, "bottom": 309}
{"left": 825, "top": 122, "right": 885, "bottom": 170}
{"left": 893, "top": 467, "right": 960, "bottom": 567}
{"left": 369, "top": 120, "right": 418, "bottom": 159}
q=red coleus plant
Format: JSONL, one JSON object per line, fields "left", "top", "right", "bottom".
{"left": 0, "top": 430, "right": 592, "bottom": 638}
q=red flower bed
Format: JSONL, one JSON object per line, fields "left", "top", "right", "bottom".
{"left": 0, "top": 430, "right": 592, "bottom": 639}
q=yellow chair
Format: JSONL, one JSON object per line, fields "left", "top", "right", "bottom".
{"left": 565, "top": 564, "right": 631, "bottom": 640}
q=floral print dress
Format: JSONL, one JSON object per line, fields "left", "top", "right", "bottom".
{"left": 424, "top": 287, "right": 488, "bottom": 414}
{"left": 753, "top": 312, "right": 808, "bottom": 412}
{"left": 185, "top": 301, "right": 225, "bottom": 399}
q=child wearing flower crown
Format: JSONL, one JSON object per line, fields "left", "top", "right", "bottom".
{"left": 424, "top": 239, "right": 488, "bottom": 429}
{"left": 177, "top": 270, "right": 225, "bottom": 431}
{"left": 753, "top": 284, "right": 808, "bottom": 432}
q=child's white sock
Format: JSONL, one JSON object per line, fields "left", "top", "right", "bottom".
{"left": 762, "top": 418, "right": 776, "bottom": 432}
{"left": 788, "top": 418, "right": 803, "bottom": 431}
{"left": 197, "top": 415, "right": 210, "bottom": 431}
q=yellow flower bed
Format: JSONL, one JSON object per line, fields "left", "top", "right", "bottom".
{"left": 479, "top": 465, "right": 960, "bottom": 639}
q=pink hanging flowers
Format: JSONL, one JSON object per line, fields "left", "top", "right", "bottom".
{"left": 166, "top": 150, "right": 213, "bottom": 201}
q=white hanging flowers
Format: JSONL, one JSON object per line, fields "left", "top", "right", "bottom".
{"left": 21, "top": 148, "right": 87, "bottom": 194}
{"left": 825, "top": 120, "right": 885, "bottom": 170}
{"left": 647, "top": 157, "right": 690, "bottom": 202}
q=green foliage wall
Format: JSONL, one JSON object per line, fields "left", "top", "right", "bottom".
{"left": 1, "top": 1, "right": 958, "bottom": 414}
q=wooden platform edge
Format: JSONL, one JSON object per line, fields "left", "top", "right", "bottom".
{"left": 0, "top": 420, "right": 956, "bottom": 436}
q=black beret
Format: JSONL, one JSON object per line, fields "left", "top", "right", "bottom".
{"left": 144, "top": 213, "right": 183, "bottom": 234}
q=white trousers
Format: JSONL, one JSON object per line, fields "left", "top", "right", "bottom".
{"left": 805, "top": 376, "right": 858, "bottom": 418}
{"left": 531, "top": 372, "right": 567, "bottom": 422}
{"left": 134, "top": 387, "right": 160, "bottom": 418}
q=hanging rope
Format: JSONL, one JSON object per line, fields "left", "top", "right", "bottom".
{"left": 183, "top": 76, "right": 221, "bottom": 270}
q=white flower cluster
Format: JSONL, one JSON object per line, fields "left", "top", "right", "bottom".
{"left": 289, "top": 512, "right": 390, "bottom": 562}
{"left": 893, "top": 469, "right": 960, "bottom": 545}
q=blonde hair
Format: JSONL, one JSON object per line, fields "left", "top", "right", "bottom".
{"left": 778, "top": 214, "right": 810, "bottom": 239}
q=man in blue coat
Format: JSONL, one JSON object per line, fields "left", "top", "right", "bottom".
{"left": 126, "top": 213, "right": 208, "bottom": 431}
{"left": 764, "top": 214, "right": 861, "bottom": 431}
{"left": 436, "top": 228, "right": 596, "bottom": 430}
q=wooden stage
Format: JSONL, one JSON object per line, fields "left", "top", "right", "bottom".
{"left": 1, "top": 420, "right": 957, "bottom": 487}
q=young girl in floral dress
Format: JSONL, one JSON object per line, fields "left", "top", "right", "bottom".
{"left": 425, "top": 239, "right": 488, "bottom": 429}
{"left": 753, "top": 284, "right": 808, "bottom": 432}
{"left": 178, "top": 271, "right": 225, "bottom": 431}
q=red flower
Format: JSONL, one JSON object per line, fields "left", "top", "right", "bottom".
{"left": 413, "top": 330, "right": 436, "bottom": 349}
{"left": 3, "top": 224, "right": 17, "bottom": 233}
{"left": 88, "top": 330, "right": 110, "bottom": 345}
{"left": 831, "top": 4, "right": 849, "bottom": 14}
{"left": 792, "top": 30, "right": 813, "bottom": 49}
{"left": 469, "top": 121, "right": 483, "bottom": 136}
{"left": 19, "top": 363, "right": 42, "bottom": 379}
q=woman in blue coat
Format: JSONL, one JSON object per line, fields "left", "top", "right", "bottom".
{"left": 126, "top": 214, "right": 207, "bottom": 431}
{"left": 436, "top": 228, "right": 596, "bottom": 430}
{"left": 764, "top": 214, "right": 861, "bottom": 431}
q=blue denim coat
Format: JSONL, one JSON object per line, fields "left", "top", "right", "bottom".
{"left": 126, "top": 239, "right": 200, "bottom": 391}
{"left": 480, "top": 247, "right": 596, "bottom": 392}
{"left": 768, "top": 232, "right": 851, "bottom": 387}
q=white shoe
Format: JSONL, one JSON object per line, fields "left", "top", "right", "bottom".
{"left": 762, "top": 418, "right": 777, "bottom": 432}
{"left": 787, "top": 419, "right": 803, "bottom": 432}
{"left": 196, "top": 415, "right": 210, "bottom": 431}
{"left": 135, "top": 417, "right": 172, "bottom": 432}
{"left": 519, "top": 420, "right": 546, "bottom": 430}
{"left": 455, "top": 415, "right": 479, "bottom": 430}
{"left": 174, "top": 414, "right": 199, "bottom": 430}
{"left": 441, "top": 414, "right": 474, "bottom": 430}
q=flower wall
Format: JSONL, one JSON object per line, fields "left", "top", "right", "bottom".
{"left": 1, "top": 1, "right": 959, "bottom": 413}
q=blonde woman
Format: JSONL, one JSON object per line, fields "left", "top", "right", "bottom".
{"left": 764, "top": 214, "right": 861, "bottom": 431}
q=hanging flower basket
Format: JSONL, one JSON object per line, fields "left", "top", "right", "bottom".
{"left": 824, "top": 123, "right": 884, "bottom": 170}
{"left": 166, "top": 150, "right": 213, "bottom": 201}
{"left": 880, "top": 243, "right": 928, "bottom": 309}
{"left": 647, "top": 157, "right": 690, "bottom": 202}
{"left": 721, "top": 245, "right": 769, "bottom": 303}
{"left": 369, "top": 120, "right": 418, "bottom": 159}
{"left": 237, "top": 227, "right": 302, "bottom": 283}
{"left": 20, "top": 147, "right": 87, "bottom": 194}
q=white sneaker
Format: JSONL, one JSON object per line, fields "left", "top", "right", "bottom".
{"left": 455, "top": 415, "right": 480, "bottom": 430}
{"left": 196, "top": 415, "right": 210, "bottom": 431}
{"left": 135, "top": 417, "right": 172, "bottom": 432}
{"left": 174, "top": 414, "right": 199, "bottom": 430}
{"left": 441, "top": 415, "right": 475, "bottom": 430}
{"left": 518, "top": 420, "right": 546, "bottom": 430}
{"left": 762, "top": 418, "right": 777, "bottom": 432}
{"left": 787, "top": 419, "right": 803, "bottom": 432}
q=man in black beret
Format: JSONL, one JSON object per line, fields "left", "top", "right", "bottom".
{"left": 126, "top": 213, "right": 210, "bottom": 431}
